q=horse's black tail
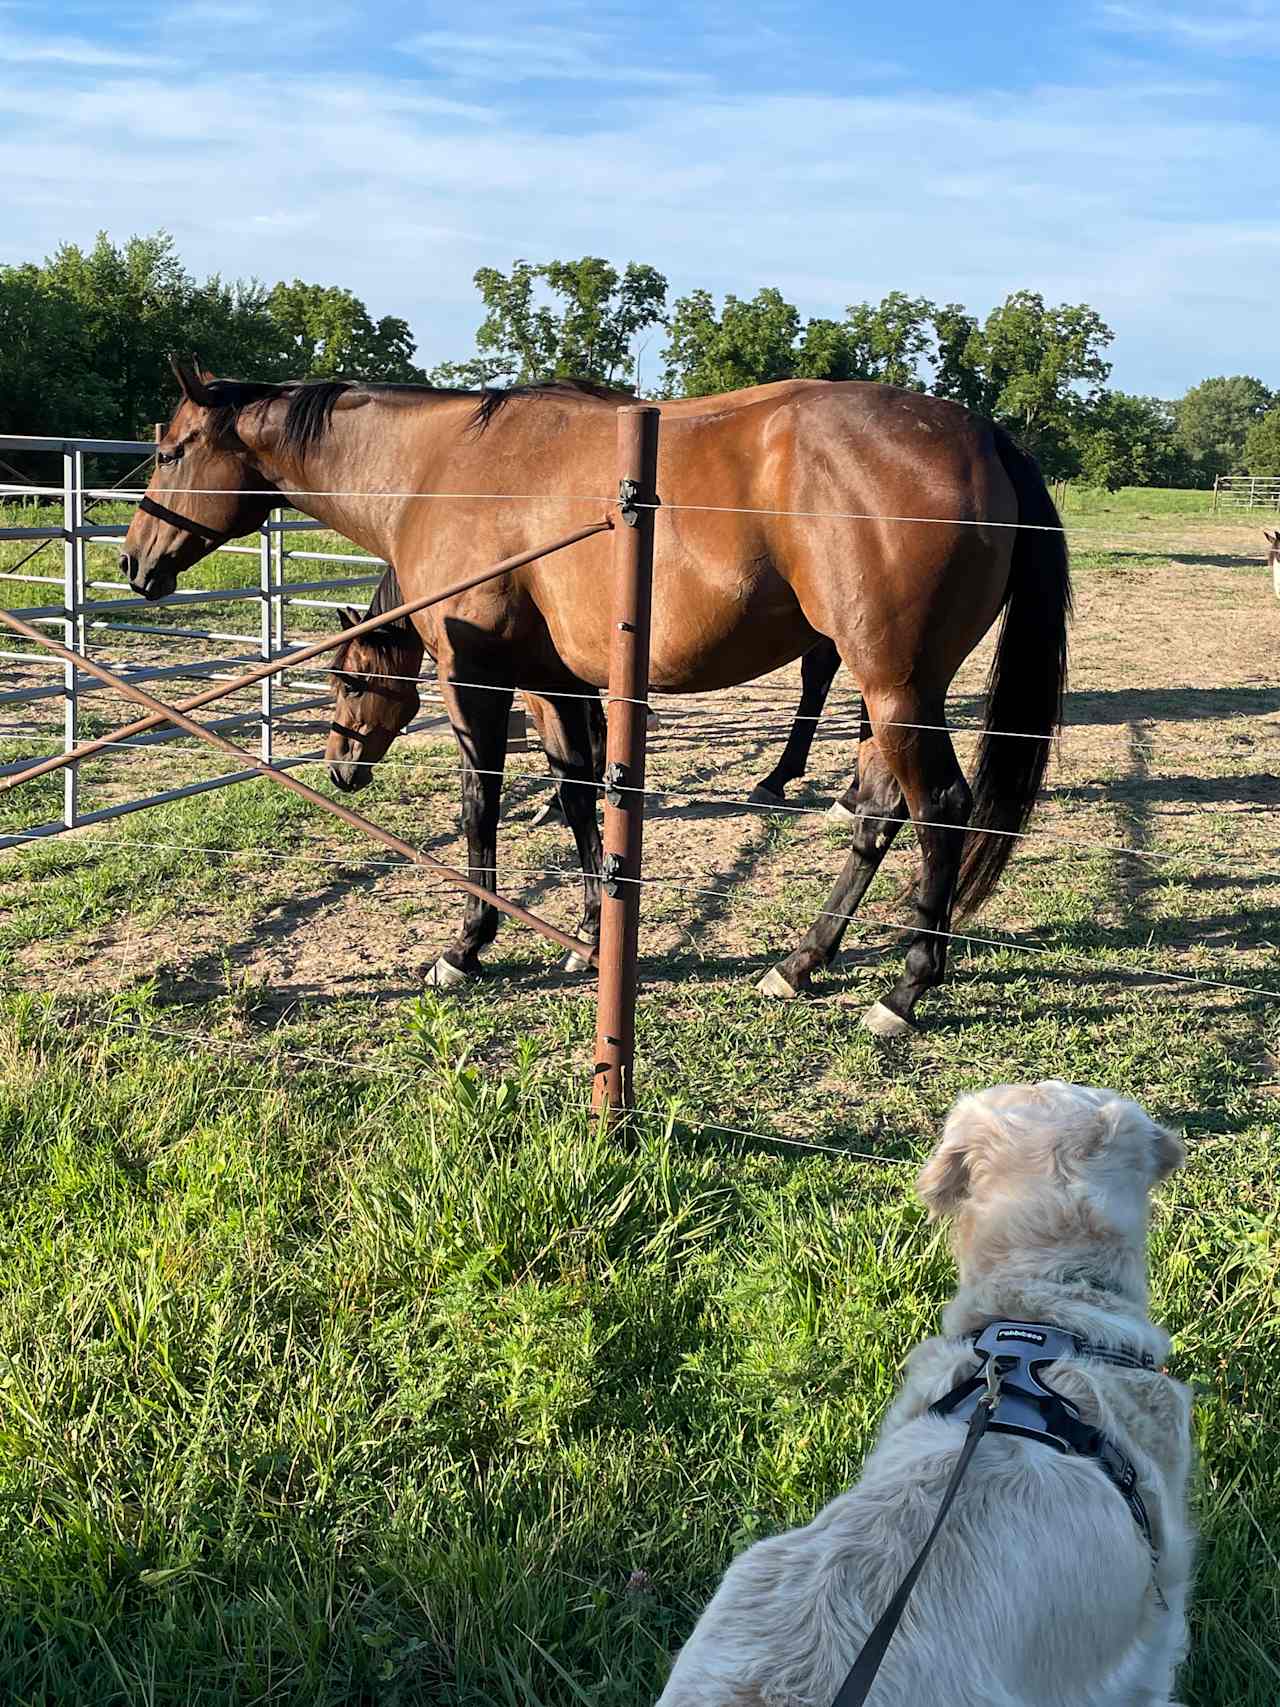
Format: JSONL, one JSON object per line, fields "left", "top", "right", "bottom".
{"left": 954, "top": 426, "right": 1072, "bottom": 916}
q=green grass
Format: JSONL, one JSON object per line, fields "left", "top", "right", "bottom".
{"left": 0, "top": 972, "right": 1275, "bottom": 1706}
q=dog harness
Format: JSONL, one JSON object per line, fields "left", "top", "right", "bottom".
{"left": 929, "top": 1319, "right": 1157, "bottom": 1551}
{"left": 829, "top": 1318, "right": 1163, "bottom": 1707}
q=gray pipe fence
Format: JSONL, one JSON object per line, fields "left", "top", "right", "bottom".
{"left": 0, "top": 433, "right": 453, "bottom": 851}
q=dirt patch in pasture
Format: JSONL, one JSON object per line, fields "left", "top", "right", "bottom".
{"left": 3, "top": 561, "right": 1278, "bottom": 1024}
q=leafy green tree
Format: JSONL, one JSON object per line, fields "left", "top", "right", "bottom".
{"left": 1176, "top": 375, "right": 1274, "bottom": 480}
{"left": 1070, "top": 392, "right": 1187, "bottom": 490}
{"left": 1243, "top": 407, "right": 1280, "bottom": 477}
{"left": 665, "top": 288, "right": 940, "bottom": 395}
{"left": 839, "top": 291, "right": 934, "bottom": 389}
{"left": 793, "top": 315, "right": 864, "bottom": 381}
{"left": 39, "top": 232, "right": 208, "bottom": 437}
{"left": 961, "top": 292, "right": 1113, "bottom": 475}
{"left": 0, "top": 263, "right": 111, "bottom": 441}
{"left": 441, "top": 257, "right": 666, "bottom": 389}
{"left": 266, "top": 281, "right": 420, "bottom": 381}
{"left": 0, "top": 232, "right": 290, "bottom": 443}
{"left": 929, "top": 304, "right": 990, "bottom": 411}
{"left": 661, "top": 286, "right": 802, "bottom": 396}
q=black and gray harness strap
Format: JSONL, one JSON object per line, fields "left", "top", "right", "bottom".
{"left": 830, "top": 1361, "right": 1009, "bottom": 1707}
{"left": 828, "top": 1321, "right": 1158, "bottom": 1707}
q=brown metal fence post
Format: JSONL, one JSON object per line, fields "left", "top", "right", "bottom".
{"left": 592, "top": 405, "right": 659, "bottom": 1117}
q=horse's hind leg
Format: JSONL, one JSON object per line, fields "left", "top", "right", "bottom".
{"left": 758, "top": 700, "right": 972, "bottom": 1031}
{"left": 757, "top": 740, "right": 908, "bottom": 999}
{"left": 529, "top": 692, "right": 603, "bottom": 972}
{"left": 749, "top": 638, "right": 842, "bottom": 806}
{"left": 827, "top": 697, "right": 873, "bottom": 823}
{"left": 428, "top": 679, "right": 514, "bottom": 988}
{"left": 860, "top": 711, "right": 973, "bottom": 1036}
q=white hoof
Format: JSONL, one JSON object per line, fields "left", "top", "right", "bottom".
{"left": 530, "top": 798, "right": 565, "bottom": 827}
{"left": 426, "top": 956, "right": 469, "bottom": 989}
{"left": 562, "top": 950, "right": 594, "bottom": 974}
{"left": 861, "top": 1000, "right": 914, "bottom": 1038}
{"left": 748, "top": 784, "right": 785, "bottom": 807}
{"left": 756, "top": 966, "right": 800, "bottom": 1000}
{"left": 826, "top": 799, "right": 858, "bottom": 824}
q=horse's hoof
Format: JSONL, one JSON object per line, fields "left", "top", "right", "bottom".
{"left": 757, "top": 966, "right": 801, "bottom": 1000}
{"left": 861, "top": 1000, "right": 915, "bottom": 1038}
{"left": 748, "top": 784, "right": 785, "bottom": 807}
{"left": 826, "top": 799, "right": 858, "bottom": 824}
{"left": 562, "top": 950, "right": 594, "bottom": 974}
{"left": 426, "top": 955, "right": 469, "bottom": 990}
{"left": 530, "top": 798, "right": 564, "bottom": 828}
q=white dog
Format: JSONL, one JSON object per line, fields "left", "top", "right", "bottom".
{"left": 657, "top": 1082, "right": 1194, "bottom": 1707}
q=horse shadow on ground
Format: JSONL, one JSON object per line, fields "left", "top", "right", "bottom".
{"left": 1087, "top": 547, "right": 1269, "bottom": 570}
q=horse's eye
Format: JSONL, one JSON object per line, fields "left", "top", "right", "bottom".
{"left": 156, "top": 446, "right": 183, "bottom": 467}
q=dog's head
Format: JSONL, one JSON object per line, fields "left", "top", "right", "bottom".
{"left": 917, "top": 1081, "right": 1184, "bottom": 1297}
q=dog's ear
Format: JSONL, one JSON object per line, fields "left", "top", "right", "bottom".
{"left": 1096, "top": 1092, "right": 1185, "bottom": 1181}
{"left": 917, "top": 1108, "right": 975, "bottom": 1219}
{"left": 1148, "top": 1120, "right": 1185, "bottom": 1181}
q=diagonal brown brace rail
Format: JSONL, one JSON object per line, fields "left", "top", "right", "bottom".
{"left": 0, "top": 520, "right": 615, "bottom": 964}
{"left": 1, "top": 519, "right": 612, "bottom": 797}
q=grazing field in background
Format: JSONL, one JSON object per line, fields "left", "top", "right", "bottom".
{"left": 0, "top": 488, "right": 1277, "bottom": 1704}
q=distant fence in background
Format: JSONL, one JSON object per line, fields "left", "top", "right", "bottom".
{"left": 0, "top": 433, "right": 497, "bottom": 849}
{"left": 1213, "top": 474, "right": 1280, "bottom": 512}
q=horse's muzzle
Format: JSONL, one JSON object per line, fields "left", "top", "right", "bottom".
{"left": 328, "top": 761, "right": 372, "bottom": 794}
{"left": 120, "top": 552, "right": 177, "bottom": 601}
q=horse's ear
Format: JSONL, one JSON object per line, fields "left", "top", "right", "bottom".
{"left": 338, "top": 606, "right": 362, "bottom": 630}
{"left": 169, "top": 353, "right": 217, "bottom": 407}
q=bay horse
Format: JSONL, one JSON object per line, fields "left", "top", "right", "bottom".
{"left": 121, "top": 359, "right": 1070, "bottom": 1034}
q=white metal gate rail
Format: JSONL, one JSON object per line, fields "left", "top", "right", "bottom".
{"left": 1213, "top": 474, "right": 1280, "bottom": 511}
{"left": 0, "top": 433, "right": 442, "bottom": 851}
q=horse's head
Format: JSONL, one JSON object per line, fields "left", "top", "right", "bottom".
{"left": 326, "top": 610, "right": 423, "bottom": 792}
{"left": 1266, "top": 529, "right": 1279, "bottom": 568}
{"left": 120, "top": 355, "right": 278, "bottom": 600}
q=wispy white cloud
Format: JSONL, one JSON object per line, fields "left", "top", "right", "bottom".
{"left": 3, "top": 33, "right": 167, "bottom": 67}
{"left": 0, "top": 30, "right": 1276, "bottom": 398}
{"left": 396, "top": 26, "right": 708, "bottom": 88}
{"left": 1097, "top": 1, "right": 1280, "bottom": 54}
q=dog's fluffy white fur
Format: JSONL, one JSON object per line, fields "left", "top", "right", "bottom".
{"left": 657, "top": 1081, "right": 1194, "bottom": 1707}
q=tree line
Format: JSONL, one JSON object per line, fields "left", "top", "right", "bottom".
{"left": 3, "top": 232, "right": 1277, "bottom": 488}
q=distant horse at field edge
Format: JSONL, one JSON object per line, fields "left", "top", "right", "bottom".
{"left": 121, "top": 360, "right": 1070, "bottom": 1035}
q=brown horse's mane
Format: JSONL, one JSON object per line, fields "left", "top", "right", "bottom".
{"left": 199, "top": 375, "right": 633, "bottom": 457}
{"left": 333, "top": 561, "right": 419, "bottom": 676}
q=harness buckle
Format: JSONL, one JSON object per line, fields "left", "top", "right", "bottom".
{"left": 983, "top": 1354, "right": 1008, "bottom": 1411}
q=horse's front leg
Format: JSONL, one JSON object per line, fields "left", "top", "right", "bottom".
{"left": 427, "top": 677, "right": 514, "bottom": 988}
{"left": 748, "top": 638, "right": 842, "bottom": 806}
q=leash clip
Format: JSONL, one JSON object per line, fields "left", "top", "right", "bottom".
{"left": 983, "top": 1354, "right": 1012, "bottom": 1413}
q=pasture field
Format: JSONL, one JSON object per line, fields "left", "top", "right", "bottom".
{"left": 1, "top": 490, "right": 1278, "bottom": 1704}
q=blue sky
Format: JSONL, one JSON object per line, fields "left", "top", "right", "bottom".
{"left": 2, "top": 0, "right": 1278, "bottom": 396}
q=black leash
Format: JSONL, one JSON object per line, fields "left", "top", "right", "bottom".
{"left": 831, "top": 1358, "right": 1010, "bottom": 1707}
